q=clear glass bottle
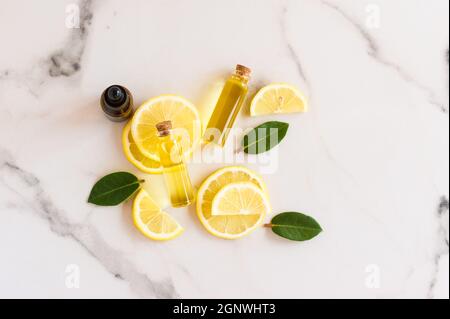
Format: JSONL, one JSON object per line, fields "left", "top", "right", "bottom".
{"left": 156, "top": 121, "right": 195, "bottom": 208}
{"left": 204, "top": 64, "right": 251, "bottom": 146}
{"left": 100, "top": 85, "right": 133, "bottom": 122}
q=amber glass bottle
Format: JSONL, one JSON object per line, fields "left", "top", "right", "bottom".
{"left": 100, "top": 85, "right": 133, "bottom": 122}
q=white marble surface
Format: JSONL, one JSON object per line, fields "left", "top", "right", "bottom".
{"left": 0, "top": 0, "right": 448, "bottom": 299}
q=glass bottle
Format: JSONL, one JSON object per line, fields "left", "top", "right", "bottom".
{"left": 156, "top": 121, "right": 195, "bottom": 208}
{"left": 100, "top": 85, "right": 133, "bottom": 122}
{"left": 204, "top": 64, "right": 251, "bottom": 146}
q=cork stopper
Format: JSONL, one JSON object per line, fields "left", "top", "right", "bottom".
{"left": 156, "top": 120, "right": 172, "bottom": 137}
{"left": 235, "top": 64, "right": 251, "bottom": 78}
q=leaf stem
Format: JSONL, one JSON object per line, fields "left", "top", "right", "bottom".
{"left": 264, "top": 223, "right": 273, "bottom": 228}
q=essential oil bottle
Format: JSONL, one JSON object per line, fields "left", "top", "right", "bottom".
{"left": 100, "top": 85, "right": 133, "bottom": 122}
{"left": 204, "top": 64, "right": 251, "bottom": 147}
{"left": 156, "top": 121, "right": 195, "bottom": 208}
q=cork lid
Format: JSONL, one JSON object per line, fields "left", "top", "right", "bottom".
{"left": 235, "top": 64, "right": 251, "bottom": 78}
{"left": 156, "top": 120, "right": 172, "bottom": 136}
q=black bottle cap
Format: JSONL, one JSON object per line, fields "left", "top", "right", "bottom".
{"left": 105, "top": 85, "right": 126, "bottom": 107}
{"left": 101, "top": 84, "right": 133, "bottom": 122}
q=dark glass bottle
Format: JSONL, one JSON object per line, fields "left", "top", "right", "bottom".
{"left": 100, "top": 85, "right": 133, "bottom": 122}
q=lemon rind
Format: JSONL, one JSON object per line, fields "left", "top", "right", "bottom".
{"left": 250, "top": 83, "right": 308, "bottom": 117}
{"left": 196, "top": 166, "right": 268, "bottom": 240}
{"left": 130, "top": 95, "right": 202, "bottom": 161}
{"left": 122, "top": 122, "right": 163, "bottom": 174}
{"left": 133, "top": 189, "right": 184, "bottom": 241}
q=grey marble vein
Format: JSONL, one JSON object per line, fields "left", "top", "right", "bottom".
{"left": 320, "top": 0, "right": 448, "bottom": 114}
{"left": 46, "top": 0, "right": 93, "bottom": 77}
{"left": 0, "top": 70, "right": 10, "bottom": 80}
{"left": 279, "top": 4, "right": 310, "bottom": 91}
{"left": 0, "top": 149, "right": 179, "bottom": 299}
{"left": 0, "top": 0, "right": 94, "bottom": 94}
{"left": 427, "top": 196, "right": 449, "bottom": 299}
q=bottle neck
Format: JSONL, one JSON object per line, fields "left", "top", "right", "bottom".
{"left": 232, "top": 72, "right": 250, "bottom": 84}
{"left": 158, "top": 130, "right": 171, "bottom": 138}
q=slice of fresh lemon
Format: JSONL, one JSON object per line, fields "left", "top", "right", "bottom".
{"left": 211, "top": 182, "right": 270, "bottom": 218}
{"left": 122, "top": 121, "right": 162, "bottom": 174}
{"left": 133, "top": 189, "right": 184, "bottom": 241}
{"left": 196, "top": 166, "right": 268, "bottom": 239}
{"left": 131, "top": 95, "right": 201, "bottom": 161}
{"left": 250, "top": 83, "right": 308, "bottom": 116}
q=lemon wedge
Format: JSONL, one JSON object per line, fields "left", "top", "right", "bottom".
{"left": 133, "top": 189, "right": 183, "bottom": 241}
{"left": 211, "top": 182, "right": 270, "bottom": 217}
{"left": 250, "top": 83, "right": 308, "bottom": 116}
{"left": 131, "top": 95, "right": 201, "bottom": 161}
{"left": 196, "top": 166, "right": 268, "bottom": 239}
{"left": 122, "top": 121, "right": 162, "bottom": 174}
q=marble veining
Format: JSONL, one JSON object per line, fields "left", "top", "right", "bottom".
{"left": 0, "top": 70, "right": 9, "bottom": 80}
{"left": 0, "top": 0, "right": 448, "bottom": 298}
{"left": 47, "top": 0, "right": 94, "bottom": 78}
{"left": 0, "top": 0, "right": 94, "bottom": 98}
{"left": 428, "top": 196, "right": 449, "bottom": 298}
{"left": 321, "top": 0, "right": 448, "bottom": 114}
{"left": 438, "top": 197, "right": 450, "bottom": 246}
{"left": 0, "top": 149, "right": 178, "bottom": 298}
{"left": 279, "top": 5, "right": 310, "bottom": 91}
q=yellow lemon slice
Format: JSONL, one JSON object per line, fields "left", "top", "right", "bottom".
{"left": 133, "top": 189, "right": 183, "bottom": 241}
{"left": 131, "top": 95, "right": 201, "bottom": 161}
{"left": 250, "top": 83, "right": 308, "bottom": 116}
{"left": 196, "top": 166, "right": 268, "bottom": 239}
{"left": 122, "top": 121, "right": 162, "bottom": 174}
{"left": 212, "top": 182, "right": 270, "bottom": 218}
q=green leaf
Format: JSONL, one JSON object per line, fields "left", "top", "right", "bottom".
{"left": 242, "top": 121, "right": 289, "bottom": 154}
{"left": 88, "top": 172, "right": 144, "bottom": 206}
{"left": 268, "top": 212, "right": 323, "bottom": 242}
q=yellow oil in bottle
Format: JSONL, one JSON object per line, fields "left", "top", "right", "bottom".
{"left": 204, "top": 65, "right": 251, "bottom": 147}
{"left": 156, "top": 121, "right": 194, "bottom": 208}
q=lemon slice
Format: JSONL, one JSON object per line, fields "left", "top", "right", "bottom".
{"left": 133, "top": 189, "right": 183, "bottom": 241}
{"left": 196, "top": 166, "right": 268, "bottom": 239}
{"left": 212, "top": 182, "right": 270, "bottom": 217}
{"left": 122, "top": 121, "right": 162, "bottom": 174}
{"left": 131, "top": 95, "right": 201, "bottom": 161}
{"left": 250, "top": 83, "right": 308, "bottom": 116}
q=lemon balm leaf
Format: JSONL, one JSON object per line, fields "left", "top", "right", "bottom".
{"left": 88, "top": 172, "right": 144, "bottom": 206}
{"left": 267, "top": 212, "right": 322, "bottom": 241}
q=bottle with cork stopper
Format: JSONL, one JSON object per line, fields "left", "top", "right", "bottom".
{"left": 204, "top": 64, "right": 251, "bottom": 147}
{"left": 156, "top": 120, "right": 195, "bottom": 208}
